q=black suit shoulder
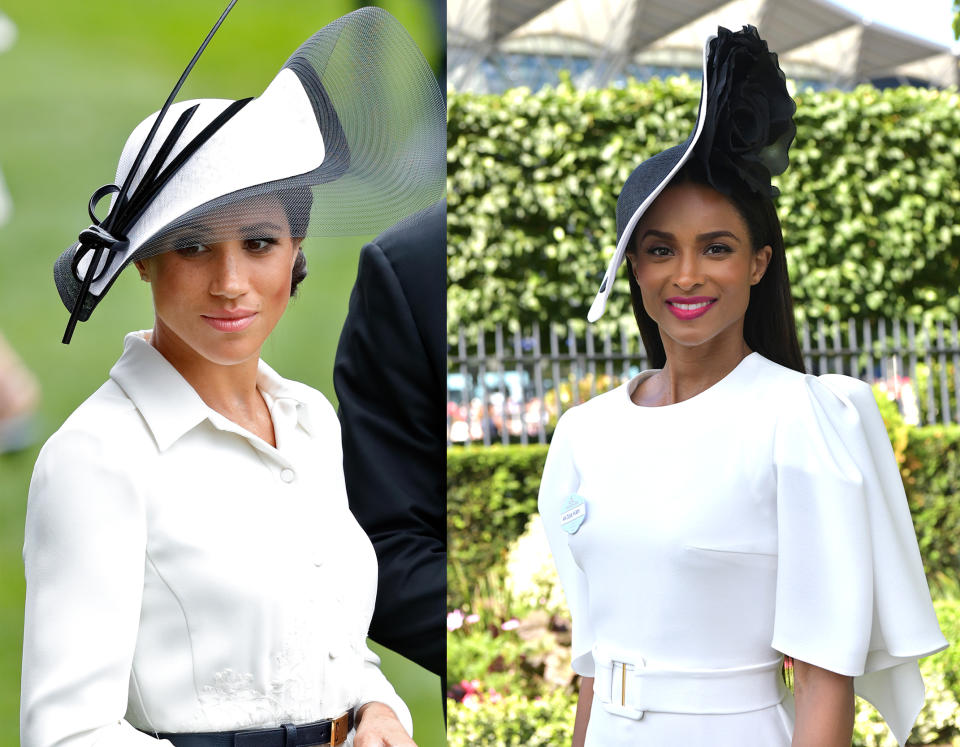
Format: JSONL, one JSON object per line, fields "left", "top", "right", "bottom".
{"left": 363, "top": 200, "right": 445, "bottom": 384}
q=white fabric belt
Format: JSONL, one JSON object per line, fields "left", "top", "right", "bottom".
{"left": 592, "top": 644, "right": 786, "bottom": 720}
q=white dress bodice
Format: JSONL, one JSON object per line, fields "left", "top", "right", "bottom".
{"left": 540, "top": 352, "right": 947, "bottom": 746}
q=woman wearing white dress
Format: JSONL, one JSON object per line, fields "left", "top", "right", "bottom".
{"left": 21, "top": 6, "right": 443, "bottom": 746}
{"left": 539, "top": 25, "right": 947, "bottom": 747}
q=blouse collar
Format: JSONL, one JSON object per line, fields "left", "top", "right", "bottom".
{"left": 109, "top": 330, "right": 316, "bottom": 451}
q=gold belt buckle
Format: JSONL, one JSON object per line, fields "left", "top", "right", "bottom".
{"left": 328, "top": 711, "right": 350, "bottom": 746}
{"left": 600, "top": 651, "right": 645, "bottom": 720}
{"left": 620, "top": 659, "right": 627, "bottom": 706}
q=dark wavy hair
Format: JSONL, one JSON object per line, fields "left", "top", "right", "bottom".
{"left": 278, "top": 186, "right": 313, "bottom": 296}
{"left": 624, "top": 161, "right": 804, "bottom": 373}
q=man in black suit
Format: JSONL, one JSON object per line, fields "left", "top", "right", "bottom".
{"left": 333, "top": 200, "right": 445, "bottom": 683}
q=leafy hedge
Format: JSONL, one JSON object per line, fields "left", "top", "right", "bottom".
{"left": 902, "top": 425, "right": 960, "bottom": 591}
{"left": 448, "top": 81, "right": 960, "bottom": 336}
{"left": 447, "top": 424, "right": 960, "bottom": 609}
{"left": 448, "top": 690, "right": 576, "bottom": 747}
{"left": 447, "top": 446, "right": 548, "bottom": 608}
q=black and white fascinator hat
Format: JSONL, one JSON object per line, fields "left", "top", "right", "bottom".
{"left": 56, "top": 2, "right": 444, "bottom": 343}
{"left": 587, "top": 25, "right": 796, "bottom": 323}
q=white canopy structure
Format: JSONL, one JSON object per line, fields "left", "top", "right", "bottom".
{"left": 448, "top": 0, "right": 960, "bottom": 92}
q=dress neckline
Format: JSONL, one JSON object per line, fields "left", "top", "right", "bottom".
{"left": 624, "top": 351, "right": 761, "bottom": 411}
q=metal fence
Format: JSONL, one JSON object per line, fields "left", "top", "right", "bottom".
{"left": 447, "top": 317, "right": 960, "bottom": 446}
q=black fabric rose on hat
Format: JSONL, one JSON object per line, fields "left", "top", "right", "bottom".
{"left": 694, "top": 24, "right": 796, "bottom": 198}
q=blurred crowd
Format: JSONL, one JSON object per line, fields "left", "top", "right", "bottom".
{"left": 0, "top": 9, "right": 14, "bottom": 223}
{"left": 0, "top": 332, "right": 39, "bottom": 453}
{"left": 447, "top": 370, "right": 923, "bottom": 444}
{"left": 0, "top": 9, "right": 41, "bottom": 454}
{"left": 447, "top": 394, "right": 548, "bottom": 444}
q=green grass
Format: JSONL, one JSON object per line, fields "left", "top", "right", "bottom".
{"left": 0, "top": 1, "right": 443, "bottom": 744}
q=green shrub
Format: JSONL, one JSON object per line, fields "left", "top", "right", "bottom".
{"left": 447, "top": 623, "right": 559, "bottom": 700}
{"left": 448, "top": 690, "right": 576, "bottom": 747}
{"left": 447, "top": 446, "right": 548, "bottom": 610}
{"left": 448, "top": 82, "right": 960, "bottom": 337}
{"left": 902, "top": 426, "right": 960, "bottom": 592}
{"left": 873, "top": 386, "right": 908, "bottom": 463}
{"left": 927, "top": 598, "right": 960, "bottom": 694}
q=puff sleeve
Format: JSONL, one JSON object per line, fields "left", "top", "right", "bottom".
{"left": 771, "top": 374, "right": 948, "bottom": 746}
{"left": 538, "top": 410, "right": 596, "bottom": 677}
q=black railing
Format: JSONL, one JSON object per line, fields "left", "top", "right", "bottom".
{"left": 447, "top": 317, "right": 960, "bottom": 446}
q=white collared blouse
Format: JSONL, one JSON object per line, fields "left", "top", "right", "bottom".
{"left": 21, "top": 331, "right": 411, "bottom": 746}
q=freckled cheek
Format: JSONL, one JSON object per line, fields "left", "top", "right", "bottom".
{"left": 262, "top": 267, "right": 293, "bottom": 317}
{"left": 150, "top": 271, "right": 198, "bottom": 316}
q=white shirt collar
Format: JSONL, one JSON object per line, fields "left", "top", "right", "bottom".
{"left": 109, "top": 331, "right": 316, "bottom": 452}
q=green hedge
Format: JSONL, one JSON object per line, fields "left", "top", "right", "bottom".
{"left": 448, "top": 81, "right": 960, "bottom": 336}
{"left": 447, "top": 425, "right": 960, "bottom": 610}
{"left": 902, "top": 425, "right": 960, "bottom": 591}
{"left": 448, "top": 690, "right": 576, "bottom": 747}
{"left": 447, "top": 446, "right": 548, "bottom": 609}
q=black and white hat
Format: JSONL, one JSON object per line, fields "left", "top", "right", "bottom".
{"left": 587, "top": 25, "right": 796, "bottom": 323}
{"left": 56, "top": 4, "right": 445, "bottom": 342}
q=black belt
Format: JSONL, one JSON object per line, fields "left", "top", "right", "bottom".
{"left": 146, "top": 709, "right": 354, "bottom": 746}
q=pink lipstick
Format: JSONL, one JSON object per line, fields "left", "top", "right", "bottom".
{"left": 666, "top": 296, "right": 716, "bottom": 320}
{"left": 202, "top": 311, "right": 257, "bottom": 332}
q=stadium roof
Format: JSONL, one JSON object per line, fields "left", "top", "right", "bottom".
{"left": 448, "top": 0, "right": 960, "bottom": 91}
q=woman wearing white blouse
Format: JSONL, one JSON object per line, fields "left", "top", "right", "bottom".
{"left": 21, "top": 7, "right": 443, "bottom": 747}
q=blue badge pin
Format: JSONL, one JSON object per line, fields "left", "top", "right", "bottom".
{"left": 560, "top": 494, "right": 587, "bottom": 534}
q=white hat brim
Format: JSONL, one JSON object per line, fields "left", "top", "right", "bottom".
{"left": 76, "top": 67, "right": 323, "bottom": 295}
{"left": 587, "top": 34, "right": 714, "bottom": 323}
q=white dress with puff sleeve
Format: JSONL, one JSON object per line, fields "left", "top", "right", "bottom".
{"left": 539, "top": 351, "right": 947, "bottom": 746}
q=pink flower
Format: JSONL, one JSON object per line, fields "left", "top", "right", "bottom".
{"left": 501, "top": 618, "right": 520, "bottom": 631}
{"left": 446, "top": 610, "right": 464, "bottom": 631}
{"left": 460, "top": 679, "right": 481, "bottom": 695}
{"left": 465, "top": 613, "right": 480, "bottom": 624}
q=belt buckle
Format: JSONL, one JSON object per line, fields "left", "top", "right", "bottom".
{"left": 328, "top": 711, "right": 350, "bottom": 745}
{"left": 600, "top": 652, "right": 645, "bottom": 720}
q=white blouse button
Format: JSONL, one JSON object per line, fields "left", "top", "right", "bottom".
{"left": 280, "top": 468, "right": 295, "bottom": 483}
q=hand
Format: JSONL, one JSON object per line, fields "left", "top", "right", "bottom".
{"left": 353, "top": 702, "right": 416, "bottom": 747}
